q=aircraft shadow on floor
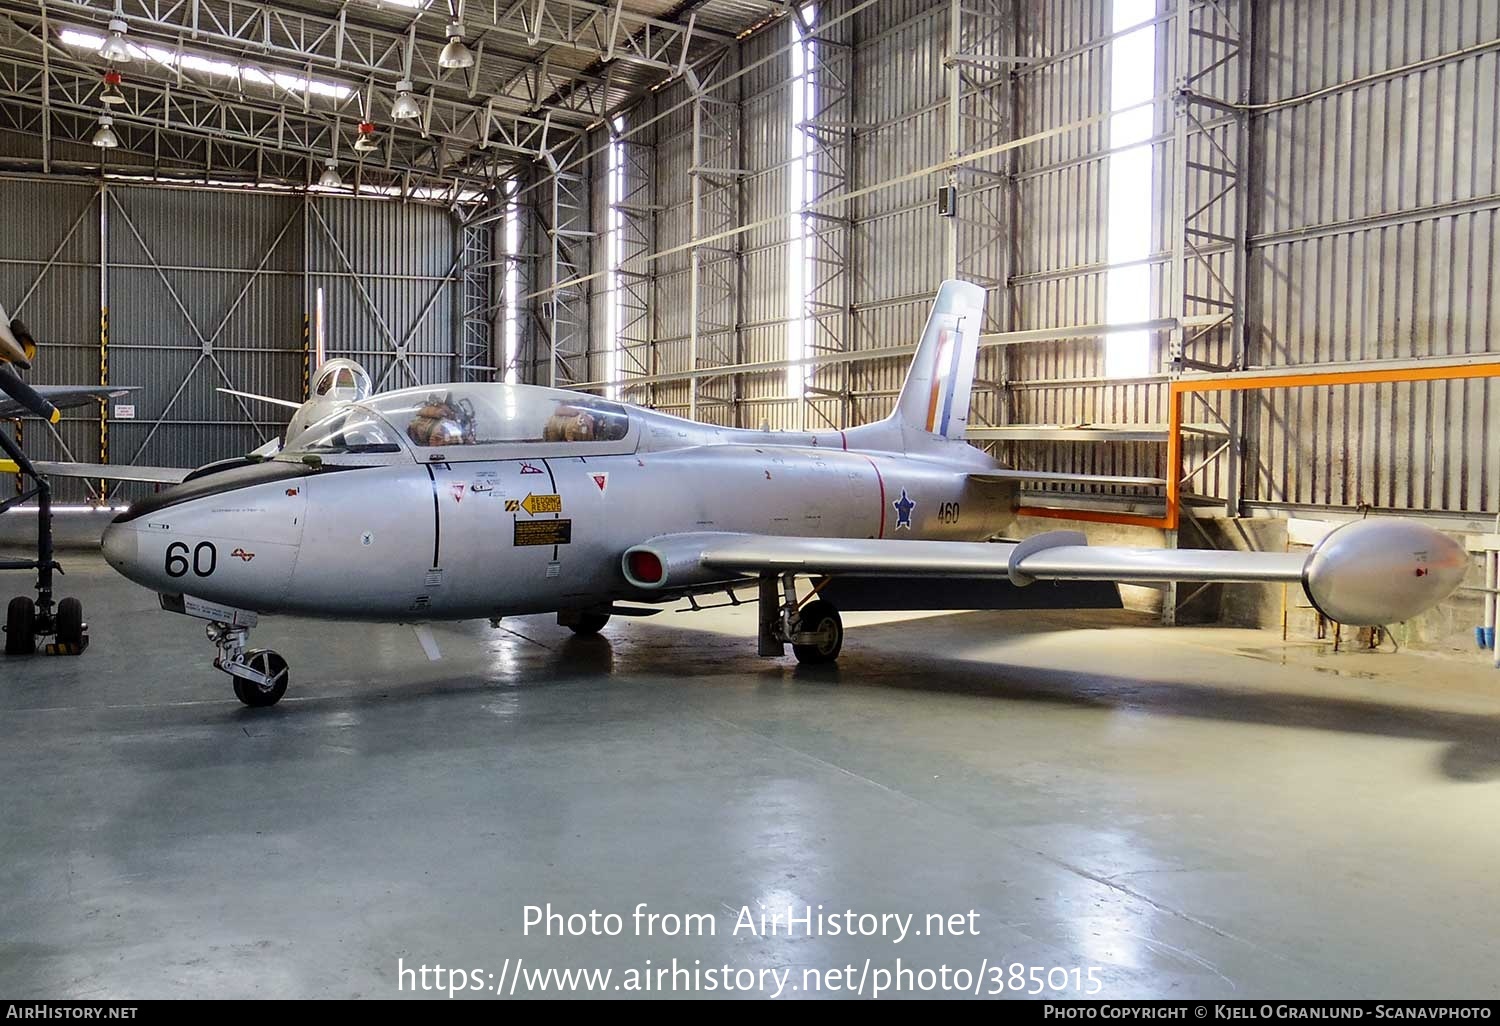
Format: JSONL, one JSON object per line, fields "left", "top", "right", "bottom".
{"left": 193, "top": 608, "right": 1500, "bottom": 785}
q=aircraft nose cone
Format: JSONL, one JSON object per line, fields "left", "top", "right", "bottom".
{"left": 100, "top": 519, "right": 139, "bottom": 577}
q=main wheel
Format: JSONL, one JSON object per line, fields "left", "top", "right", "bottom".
{"left": 567, "top": 612, "right": 611, "bottom": 636}
{"left": 54, "top": 598, "right": 84, "bottom": 649}
{"left": 4, "top": 596, "right": 35, "bottom": 656}
{"left": 232, "top": 649, "right": 289, "bottom": 707}
{"left": 791, "top": 599, "right": 843, "bottom": 665}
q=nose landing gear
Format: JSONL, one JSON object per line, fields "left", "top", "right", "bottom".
{"left": 207, "top": 620, "right": 289, "bottom": 707}
{"left": 160, "top": 595, "right": 287, "bottom": 707}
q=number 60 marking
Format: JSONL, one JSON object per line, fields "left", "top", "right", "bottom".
{"left": 165, "top": 541, "right": 217, "bottom": 578}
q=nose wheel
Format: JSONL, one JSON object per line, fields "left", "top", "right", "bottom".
{"left": 231, "top": 650, "right": 289, "bottom": 708}
{"left": 207, "top": 620, "right": 289, "bottom": 707}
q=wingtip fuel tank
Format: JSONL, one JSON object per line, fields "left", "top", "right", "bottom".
{"left": 1303, "top": 518, "right": 1468, "bottom": 626}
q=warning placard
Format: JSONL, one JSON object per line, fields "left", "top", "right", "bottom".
{"left": 514, "top": 518, "right": 572, "bottom": 547}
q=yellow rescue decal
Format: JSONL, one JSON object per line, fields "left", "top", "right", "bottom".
{"left": 519, "top": 492, "right": 562, "bottom": 516}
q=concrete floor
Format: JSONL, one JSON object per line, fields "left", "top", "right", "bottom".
{"left": 2, "top": 551, "right": 1499, "bottom": 999}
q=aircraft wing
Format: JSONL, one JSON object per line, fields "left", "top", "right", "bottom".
{"left": 0, "top": 385, "right": 137, "bottom": 420}
{"left": 621, "top": 520, "right": 1470, "bottom": 627}
{"left": 23, "top": 461, "right": 191, "bottom": 484}
{"left": 628, "top": 532, "right": 1305, "bottom": 585}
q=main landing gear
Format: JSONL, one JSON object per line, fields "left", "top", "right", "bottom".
{"left": 558, "top": 609, "right": 611, "bottom": 636}
{"left": 0, "top": 429, "right": 87, "bottom": 658}
{"left": 207, "top": 621, "right": 289, "bottom": 707}
{"left": 758, "top": 572, "right": 844, "bottom": 665}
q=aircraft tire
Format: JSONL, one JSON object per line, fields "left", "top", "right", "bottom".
{"left": 55, "top": 598, "right": 83, "bottom": 649}
{"left": 233, "top": 650, "right": 289, "bottom": 707}
{"left": 791, "top": 600, "right": 843, "bottom": 665}
{"left": 5, "top": 596, "right": 35, "bottom": 656}
{"left": 568, "top": 613, "right": 611, "bottom": 636}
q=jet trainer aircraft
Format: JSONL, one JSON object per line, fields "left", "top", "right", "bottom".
{"left": 91, "top": 280, "right": 1467, "bottom": 707}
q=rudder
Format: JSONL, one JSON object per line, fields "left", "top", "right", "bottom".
{"left": 892, "top": 279, "right": 987, "bottom": 440}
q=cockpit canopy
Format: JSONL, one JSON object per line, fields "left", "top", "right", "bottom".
{"left": 310, "top": 358, "right": 372, "bottom": 401}
{"left": 386, "top": 388, "right": 631, "bottom": 448}
{"left": 282, "top": 383, "right": 634, "bottom": 460}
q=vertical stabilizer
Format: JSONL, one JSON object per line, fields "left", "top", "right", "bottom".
{"left": 892, "top": 279, "right": 987, "bottom": 440}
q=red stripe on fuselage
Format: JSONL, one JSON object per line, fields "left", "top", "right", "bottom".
{"left": 864, "top": 454, "right": 887, "bottom": 538}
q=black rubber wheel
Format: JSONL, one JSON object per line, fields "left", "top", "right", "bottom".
{"left": 54, "top": 597, "right": 84, "bottom": 648}
{"left": 791, "top": 599, "right": 843, "bottom": 665}
{"left": 232, "top": 649, "right": 289, "bottom": 707}
{"left": 567, "top": 612, "right": 611, "bottom": 636}
{"left": 4, "top": 596, "right": 35, "bottom": 656}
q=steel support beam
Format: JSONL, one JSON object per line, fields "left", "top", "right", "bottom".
{"left": 7, "top": 0, "right": 736, "bottom": 125}
{"left": 795, "top": 1, "right": 852, "bottom": 432}
{"left": 538, "top": 146, "right": 590, "bottom": 388}
{"left": 943, "top": 0, "right": 1014, "bottom": 439}
{"left": 458, "top": 194, "right": 497, "bottom": 381}
{"left": 607, "top": 122, "right": 655, "bottom": 406}
{"left": 685, "top": 51, "right": 741, "bottom": 424}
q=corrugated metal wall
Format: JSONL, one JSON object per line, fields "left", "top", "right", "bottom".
{"left": 0, "top": 178, "right": 102, "bottom": 501}
{"left": 851, "top": 0, "right": 960, "bottom": 430}
{"left": 648, "top": 74, "right": 700, "bottom": 417}
{"left": 590, "top": 0, "right": 1500, "bottom": 518}
{"left": 4, "top": 177, "right": 460, "bottom": 501}
{"left": 106, "top": 186, "right": 303, "bottom": 495}
{"left": 737, "top": 17, "right": 796, "bottom": 429}
{"left": 1004, "top": 0, "right": 1168, "bottom": 492}
{"left": 1246, "top": 0, "right": 1500, "bottom": 514}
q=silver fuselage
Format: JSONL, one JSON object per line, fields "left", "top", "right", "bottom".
{"left": 101, "top": 388, "right": 1013, "bottom": 621}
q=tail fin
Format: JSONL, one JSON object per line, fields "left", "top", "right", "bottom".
{"left": 892, "top": 279, "right": 987, "bottom": 440}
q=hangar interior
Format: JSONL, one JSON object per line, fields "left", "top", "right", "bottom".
{"left": 3, "top": 0, "right": 1500, "bottom": 1001}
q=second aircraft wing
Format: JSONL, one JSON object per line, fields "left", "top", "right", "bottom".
{"left": 28, "top": 461, "right": 191, "bottom": 484}
{"left": 0, "top": 384, "right": 138, "bottom": 421}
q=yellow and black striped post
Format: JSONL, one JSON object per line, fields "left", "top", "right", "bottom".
{"left": 301, "top": 313, "right": 311, "bottom": 400}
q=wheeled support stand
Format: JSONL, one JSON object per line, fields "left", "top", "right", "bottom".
{"left": 757, "top": 572, "right": 844, "bottom": 665}
{"left": 160, "top": 594, "right": 287, "bottom": 707}
{"left": 0, "top": 427, "right": 86, "bottom": 656}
